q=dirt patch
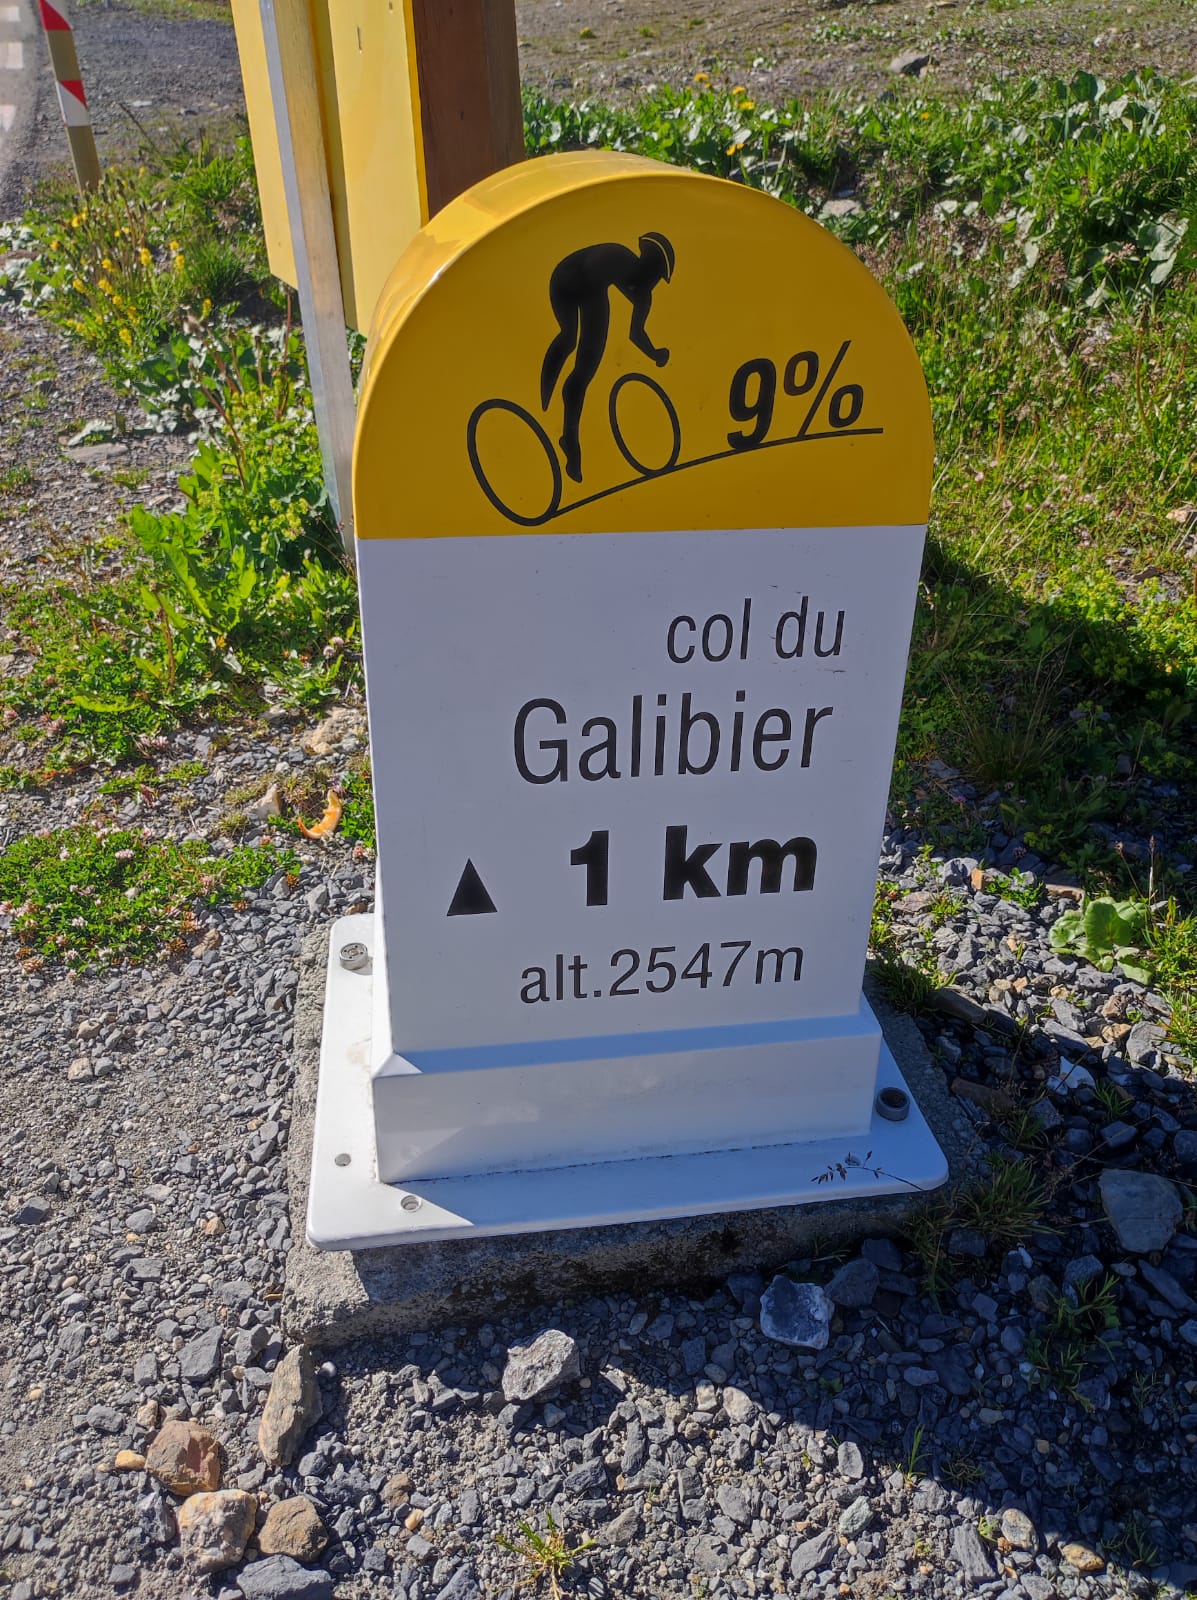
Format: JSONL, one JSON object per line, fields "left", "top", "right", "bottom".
{"left": 514, "top": 0, "right": 1197, "bottom": 103}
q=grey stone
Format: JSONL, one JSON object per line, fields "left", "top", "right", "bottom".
{"left": 679, "top": 1334, "right": 706, "bottom": 1375}
{"left": 1100, "top": 1120, "right": 1137, "bottom": 1151}
{"left": 598, "top": 1505, "right": 640, "bottom": 1545}
{"left": 1047, "top": 1058, "right": 1096, "bottom": 1095}
{"left": 125, "top": 1207, "right": 158, "bottom": 1234}
{"left": 433, "top": 1568, "right": 482, "bottom": 1600}
{"left": 1178, "top": 1320, "right": 1197, "bottom": 1348}
{"left": 13, "top": 1198, "right": 49, "bottom": 1225}
{"left": 689, "top": 1535, "right": 731, "bottom": 1574}
{"left": 180, "top": 1324, "right": 223, "bottom": 1384}
{"left": 1001, "top": 1507, "right": 1038, "bottom": 1551}
{"left": 760, "top": 1277, "right": 833, "bottom": 1349}
{"left": 838, "top": 1496, "right": 872, "bottom": 1538}
{"left": 1173, "top": 1130, "right": 1197, "bottom": 1171}
{"left": 791, "top": 1526, "right": 837, "bottom": 1578}
{"left": 860, "top": 1237, "right": 903, "bottom": 1272}
{"left": 1064, "top": 1255, "right": 1104, "bottom": 1290}
{"left": 721, "top": 1385, "right": 755, "bottom": 1424}
{"left": 1140, "top": 1262, "right": 1197, "bottom": 1312}
{"left": 1126, "top": 1020, "right": 1167, "bottom": 1064}
{"left": 564, "top": 1457, "right": 605, "bottom": 1494}
{"left": 502, "top": 1329, "right": 580, "bottom": 1403}
{"left": 952, "top": 1524, "right": 996, "bottom": 1581}
{"left": 837, "top": 1441, "right": 864, "bottom": 1479}
{"left": 716, "top": 1483, "right": 751, "bottom": 1525}
{"left": 65, "top": 440, "right": 130, "bottom": 467}
{"left": 1100, "top": 1169, "right": 1183, "bottom": 1253}
{"left": 825, "top": 1258, "right": 879, "bottom": 1309}
{"left": 258, "top": 1346, "right": 323, "bottom": 1467}
{"left": 87, "top": 1404, "right": 125, "bottom": 1435}
{"left": 236, "top": 1556, "right": 335, "bottom": 1599}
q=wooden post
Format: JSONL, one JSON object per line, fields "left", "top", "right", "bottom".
{"left": 409, "top": 0, "right": 525, "bottom": 217}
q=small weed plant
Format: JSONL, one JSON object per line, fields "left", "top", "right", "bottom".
{"left": 496, "top": 1511, "right": 595, "bottom": 1598}
{"left": 1024, "top": 1273, "right": 1120, "bottom": 1398}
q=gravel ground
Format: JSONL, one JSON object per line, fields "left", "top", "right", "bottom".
{"left": 3, "top": 8, "right": 1197, "bottom": 1599}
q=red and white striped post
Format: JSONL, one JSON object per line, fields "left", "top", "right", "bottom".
{"left": 37, "top": 0, "right": 100, "bottom": 192}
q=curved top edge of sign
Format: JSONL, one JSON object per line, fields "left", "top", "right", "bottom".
{"left": 355, "top": 151, "right": 933, "bottom": 538}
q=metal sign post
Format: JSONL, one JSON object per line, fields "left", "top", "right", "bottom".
{"left": 307, "top": 152, "right": 948, "bottom": 1250}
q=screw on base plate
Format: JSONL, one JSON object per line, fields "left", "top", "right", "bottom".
{"left": 339, "top": 941, "right": 369, "bottom": 972}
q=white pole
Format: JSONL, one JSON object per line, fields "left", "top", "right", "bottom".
{"left": 256, "top": 0, "right": 357, "bottom": 565}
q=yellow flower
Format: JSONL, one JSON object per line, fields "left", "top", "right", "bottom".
{"left": 70, "top": 216, "right": 80, "bottom": 229}
{"left": 201, "top": 298, "right": 212, "bottom": 318}
{"left": 97, "top": 277, "right": 112, "bottom": 293}
{"left": 693, "top": 71, "right": 711, "bottom": 85}
{"left": 49, "top": 239, "right": 60, "bottom": 251}
{"left": 138, "top": 246, "right": 152, "bottom": 267}
{"left": 101, "top": 257, "right": 114, "bottom": 270}
{"left": 739, "top": 99, "right": 755, "bottom": 111}
{"left": 119, "top": 327, "right": 133, "bottom": 345}
{"left": 72, "top": 277, "right": 86, "bottom": 292}
{"left": 173, "top": 253, "right": 185, "bottom": 272}
{"left": 138, "top": 165, "right": 147, "bottom": 176}
{"left": 727, "top": 141, "right": 746, "bottom": 155}
{"left": 168, "top": 239, "right": 180, "bottom": 251}
{"left": 732, "top": 84, "right": 746, "bottom": 95}
{"left": 111, "top": 292, "right": 122, "bottom": 307}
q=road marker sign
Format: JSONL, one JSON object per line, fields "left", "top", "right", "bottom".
{"left": 308, "top": 151, "right": 948, "bottom": 1249}
{"left": 37, "top": 0, "right": 99, "bottom": 192}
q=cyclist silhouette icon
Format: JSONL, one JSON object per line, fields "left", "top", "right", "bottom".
{"left": 539, "top": 232, "right": 676, "bottom": 482}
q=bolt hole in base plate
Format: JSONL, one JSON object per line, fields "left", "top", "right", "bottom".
{"left": 875, "top": 1085, "right": 910, "bottom": 1122}
{"left": 307, "top": 914, "right": 948, "bottom": 1249}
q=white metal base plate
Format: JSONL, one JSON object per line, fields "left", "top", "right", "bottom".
{"left": 307, "top": 915, "right": 949, "bottom": 1250}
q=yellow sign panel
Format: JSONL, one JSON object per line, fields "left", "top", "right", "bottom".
{"left": 356, "top": 152, "right": 932, "bottom": 537}
{"left": 231, "top": 0, "right": 425, "bottom": 332}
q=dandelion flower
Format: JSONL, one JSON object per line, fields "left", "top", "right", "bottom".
{"left": 732, "top": 84, "right": 747, "bottom": 95}
{"left": 101, "top": 257, "right": 114, "bottom": 270}
{"left": 693, "top": 71, "right": 711, "bottom": 85}
{"left": 97, "top": 277, "right": 112, "bottom": 293}
{"left": 739, "top": 99, "right": 755, "bottom": 111}
{"left": 173, "top": 253, "right": 185, "bottom": 272}
{"left": 119, "top": 327, "right": 133, "bottom": 345}
{"left": 138, "top": 246, "right": 152, "bottom": 267}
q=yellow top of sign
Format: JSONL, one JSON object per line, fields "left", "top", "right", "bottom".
{"left": 355, "top": 152, "right": 933, "bottom": 537}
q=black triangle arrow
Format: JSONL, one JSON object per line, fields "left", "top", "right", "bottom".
{"left": 447, "top": 859, "right": 497, "bottom": 916}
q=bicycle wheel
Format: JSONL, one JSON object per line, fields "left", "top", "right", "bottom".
{"left": 466, "top": 399, "right": 563, "bottom": 528}
{"left": 608, "top": 373, "right": 682, "bottom": 478}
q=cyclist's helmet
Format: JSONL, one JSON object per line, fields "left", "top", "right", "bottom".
{"left": 639, "top": 232, "right": 676, "bottom": 282}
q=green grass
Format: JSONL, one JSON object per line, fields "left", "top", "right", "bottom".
{"left": 905, "top": 1154, "right": 1050, "bottom": 1295}
{"left": 0, "top": 824, "right": 297, "bottom": 969}
{"left": 1024, "top": 1272, "right": 1121, "bottom": 1397}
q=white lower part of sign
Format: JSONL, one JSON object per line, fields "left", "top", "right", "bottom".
{"left": 307, "top": 914, "right": 949, "bottom": 1250}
